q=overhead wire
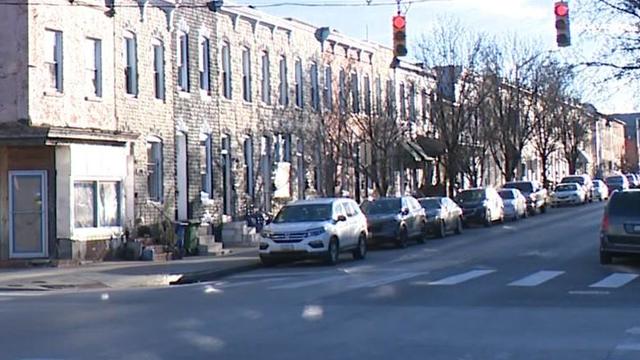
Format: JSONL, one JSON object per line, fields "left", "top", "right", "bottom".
{"left": 0, "top": 0, "right": 448, "bottom": 8}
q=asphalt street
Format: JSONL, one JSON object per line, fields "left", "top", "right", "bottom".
{"left": 1, "top": 202, "right": 639, "bottom": 360}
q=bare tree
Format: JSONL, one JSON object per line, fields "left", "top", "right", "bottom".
{"left": 483, "top": 37, "right": 546, "bottom": 182}
{"left": 416, "top": 18, "right": 489, "bottom": 196}
{"left": 559, "top": 106, "right": 592, "bottom": 174}
{"left": 530, "top": 60, "right": 574, "bottom": 188}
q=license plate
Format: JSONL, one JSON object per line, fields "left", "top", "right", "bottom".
{"left": 280, "top": 245, "right": 295, "bottom": 252}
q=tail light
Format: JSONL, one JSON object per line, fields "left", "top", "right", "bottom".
{"left": 602, "top": 213, "right": 609, "bottom": 232}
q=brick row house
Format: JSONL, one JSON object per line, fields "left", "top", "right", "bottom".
{"left": 0, "top": 0, "right": 438, "bottom": 262}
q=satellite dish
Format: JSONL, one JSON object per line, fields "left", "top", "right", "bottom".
{"left": 315, "top": 27, "right": 330, "bottom": 43}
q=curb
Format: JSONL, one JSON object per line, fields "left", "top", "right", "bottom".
{"left": 170, "top": 261, "right": 262, "bottom": 285}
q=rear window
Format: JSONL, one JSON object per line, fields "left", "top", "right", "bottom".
{"left": 419, "top": 199, "right": 441, "bottom": 209}
{"left": 606, "top": 176, "right": 625, "bottom": 184}
{"left": 503, "top": 182, "right": 533, "bottom": 193}
{"left": 456, "top": 189, "right": 486, "bottom": 202}
{"left": 555, "top": 184, "right": 577, "bottom": 192}
{"left": 562, "top": 176, "right": 585, "bottom": 185}
{"left": 498, "top": 190, "right": 515, "bottom": 199}
{"left": 609, "top": 192, "right": 640, "bottom": 217}
{"left": 362, "top": 198, "right": 401, "bottom": 215}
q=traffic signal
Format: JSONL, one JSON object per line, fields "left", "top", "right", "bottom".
{"left": 393, "top": 15, "right": 407, "bottom": 57}
{"left": 555, "top": 1, "right": 571, "bottom": 47}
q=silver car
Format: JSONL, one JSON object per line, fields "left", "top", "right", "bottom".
{"left": 259, "top": 198, "right": 368, "bottom": 266}
{"left": 551, "top": 183, "right": 587, "bottom": 206}
{"left": 591, "top": 179, "right": 609, "bottom": 201}
{"left": 498, "top": 189, "right": 527, "bottom": 220}
{"left": 600, "top": 190, "right": 640, "bottom": 264}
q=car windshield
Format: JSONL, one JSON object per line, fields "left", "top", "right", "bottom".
{"left": 272, "top": 204, "right": 333, "bottom": 223}
{"left": 555, "top": 184, "right": 577, "bottom": 192}
{"left": 503, "top": 182, "right": 533, "bottom": 193}
{"left": 419, "top": 199, "right": 441, "bottom": 209}
{"left": 606, "top": 176, "right": 625, "bottom": 184}
{"left": 562, "top": 176, "right": 585, "bottom": 185}
{"left": 609, "top": 192, "right": 640, "bottom": 217}
{"left": 457, "top": 190, "right": 485, "bottom": 202}
{"left": 498, "top": 190, "right": 515, "bottom": 199}
{"left": 362, "top": 198, "right": 401, "bottom": 214}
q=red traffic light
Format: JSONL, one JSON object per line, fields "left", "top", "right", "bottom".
{"left": 554, "top": 2, "right": 568, "bottom": 17}
{"left": 393, "top": 15, "right": 406, "bottom": 29}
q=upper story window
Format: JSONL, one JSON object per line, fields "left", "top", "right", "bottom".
{"left": 409, "top": 83, "right": 416, "bottom": 122}
{"left": 177, "top": 32, "right": 190, "bottom": 92}
{"left": 242, "top": 47, "right": 252, "bottom": 102}
{"left": 351, "top": 71, "right": 360, "bottom": 113}
{"left": 375, "top": 77, "right": 382, "bottom": 114}
{"left": 45, "top": 29, "right": 63, "bottom": 93}
{"left": 244, "top": 136, "right": 255, "bottom": 198}
{"left": 147, "top": 139, "right": 163, "bottom": 202}
{"left": 294, "top": 59, "right": 303, "bottom": 108}
{"left": 199, "top": 37, "right": 211, "bottom": 94}
{"left": 261, "top": 51, "right": 271, "bottom": 104}
{"left": 399, "top": 82, "right": 406, "bottom": 120}
{"left": 324, "top": 66, "right": 332, "bottom": 111}
{"left": 221, "top": 41, "right": 232, "bottom": 99}
{"left": 421, "top": 89, "right": 429, "bottom": 124}
{"left": 85, "top": 38, "right": 101, "bottom": 97}
{"left": 153, "top": 40, "right": 165, "bottom": 100}
{"left": 386, "top": 79, "right": 395, "bottom": 117}
{"left": 339, "top": 69, "right": 346, "bottom": 113}
{"left": 279, "top": 56, "right": 288, "bottom": 106}
{"left": 310, "top": 62, "right": 319, "bottom": 112}
{"left": 363, "top": 75, "right": 371, "bottom": 115}
{"left": 124, "top": 33, "right": 138, "bottom": 96}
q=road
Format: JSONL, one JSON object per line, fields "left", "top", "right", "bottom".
{"left": 1, "top": 202, "right": 639, "bottom": 360}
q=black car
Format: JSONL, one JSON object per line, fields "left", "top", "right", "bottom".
{"left": 600, "top": 190, "right": 640, "bottom": 264}
{"left": 361, "top": 196, "right": 427, "bottom": 248}
{"left": 418, "top": 197, "right": 464, "bottom": 238}
{"left": 455, "top": 187, "right": 504, "bottom": 227}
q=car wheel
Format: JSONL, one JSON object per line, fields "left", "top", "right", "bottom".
{"left": 417, "top": 222, "right": 427, "bottom": 244}
{"left": 396, "top": 227, "right": 409, "bottom": 248}
{"left": 436, "top": 220, "right": 446, "bottom": 238}
{"left": 484, "top": 210, "right": 492, "bottom": 227}
{"left": 352, "top": 233, "right": 367, "bottom": 260}
{"left": 540, "top": 204, "right": 547, "bottom": 214}
{"left": 325, "top": 238, "right": 340, "bottom": 265}
{"left": 455, "top": 216, "right": 463, "bottom": 235}
{"left": 600, "top": 251, "right": 613, "bottom": 265}
{"left": 260, "top": 256, "right": 278, "bottom": 267}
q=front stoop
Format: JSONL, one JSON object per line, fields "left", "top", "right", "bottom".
{"left": 221, "top": 221, "right": 260, "bottom": 247}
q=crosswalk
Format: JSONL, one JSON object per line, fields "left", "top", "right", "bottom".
{"left": 205, "top": 267, "right": 640, "bottom": 294}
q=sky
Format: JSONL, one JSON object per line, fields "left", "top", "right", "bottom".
{"left": 232, "top": 0, "right": 638, "bottom": 115}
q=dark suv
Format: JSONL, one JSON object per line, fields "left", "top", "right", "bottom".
{"left": 600, "top": 190, "right": 640, "bottom": 264}
{"left": 502, "top": 180, "right": 548, "bottom": 215}
{"left": 361, "top": 196, "right": 427, "bottom": 248}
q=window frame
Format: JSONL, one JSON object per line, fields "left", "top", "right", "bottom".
{"left": 177, "top": 32, "right": 190, "bottom": 92}
{"left": 199, "top": 36, "right": 211, "bottom": 94}
{"left": 73, "top": 180, "right": 122, "bottom": 230}
{"left": 124, "top": 33, "right": 138, "bottom": 96}
{"left": 45, "top": 29, "right": 64, "bottom": 93}
{"left": 294, "top": 58, "right": 304, "bottom": 108}
{"left": 86, "top": 37, "right": 102, "bottom": 98}
{"left": 324, "top": 65, "right": 333, "bottom": 111}
{"left": 261, "top": 51, "right": 271, "bottom": 105}
{"left": 200, "top": 133, "right": 213, "bottom": 198}
{"left": 147, "top": 138, "right": 164, "bottom": 202}
{"left": 221, "top": 41, "right": 232, "bottom": 99}
{"left": 310, "top": 62, "right": 319, "bottom": 112}
{"left": 279, "top": 55, "right": 289, "bottom": 106}
{"left": 242, "top": 47, "right": 252, "bottom": 102}
{"left": 153, "top": 40, "right": 165, "bottom": 100}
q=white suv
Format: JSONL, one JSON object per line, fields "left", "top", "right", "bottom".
{"left": 259, "top": 198, "right": 368, "bottom": 266}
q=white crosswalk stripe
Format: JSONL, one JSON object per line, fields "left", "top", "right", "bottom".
{"left": 347, "top": 272, "right": 426, "bottom": 289}
{"left": 426, "top": 269, "right": 496, "bottom": 286}
{"left": 590, "top": 273, "right": 639, "bottom": 288}
{"left": 508, "top": 270, "right": 565, "bottom": 287}
{"left": 268, "top": 275, "right": 348, "bottom": 290}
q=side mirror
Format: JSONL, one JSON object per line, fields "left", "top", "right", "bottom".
{"left": 336, "top": 215, "right": 347, "bottom": 222}
{"left": 401, "top": 208, "right": 409, "bottom": 216}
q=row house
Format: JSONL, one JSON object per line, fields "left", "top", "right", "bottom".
{"left": 0, "top": 0, "right": 438, "bottom": 261}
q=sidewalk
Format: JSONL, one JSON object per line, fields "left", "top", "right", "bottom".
{"left": 0, "top": 247, "right": 261, "bottom": 293}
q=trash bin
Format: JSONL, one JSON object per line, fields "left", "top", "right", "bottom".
{"left": 184, "top": 219, "right": 201, "bottom": 255}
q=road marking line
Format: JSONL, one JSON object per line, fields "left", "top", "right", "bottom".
{"left": 230, "top": 271, "right": 331, "bottom": 279}
{"left": 427, "top": 269, "right": 496, "bottom": 286}
{"left": 221, "top": 278, "right": 288, "bottom": 289}
{"left": 568, "top": 290, "right": 610, "bottom": 295}
{"left": 590, "top": 273, "right": 639, "bottom": 288}
{"left": 269, "top": 275, "right": 347, "bottom": 290}
{"left": 615, "top": 343, "right": 640, "bottom": 351}
{"left": 347, "top": 272, "right": 426, "bottom": 289}
{"left": 508, "top": 270, "right": 565, "bottom": 287}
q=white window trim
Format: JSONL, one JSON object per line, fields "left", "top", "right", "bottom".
{"left": 71, "top": 177, "right": 124, "bottom": 238}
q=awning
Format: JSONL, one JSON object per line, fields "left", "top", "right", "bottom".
{"left": 577, "top": 149, "right": 592, "bottom": 164}
{"left": 0, "top": 121, "right": 138, "bottom": 146}
{"left": 400, "top": 140, "right": 434, "bottom": 163}
{"left": 415, "top": 135, "right": 446, "bottom": 157}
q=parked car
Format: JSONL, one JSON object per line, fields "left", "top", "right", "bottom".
{"left": 361, "top": 196, "right": 427, "bottom": 248}
{"left": 560, "top": 174, "right": 593, "bottom": 202}
{"left": 502, "top": 180, "right": 548, "bottom": 215}
{"left": 455, "top": 187, "right": 504, "bottom": 227}
{"left": 591, "top": 179, "right": 609, "bottom": 201}
{"left": 625, "top": 173, "right": 640, "bottom": 189}
{"left": 550, "top": 183, "right": 587, "bottom": 206}
{"left": 605, "top": 175, "right": 629, "bottom": 193}
{"left": 418, "top": 197, "right": 464, "bottom": 238}
{"left": 258, "top": 198, "right": 368, "bottom": 266}
{"left": 498, "top": 188, "right": 527, "bottom": 220}
{"left": 600, "top": 190, "right": 640, "bottom": 264}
